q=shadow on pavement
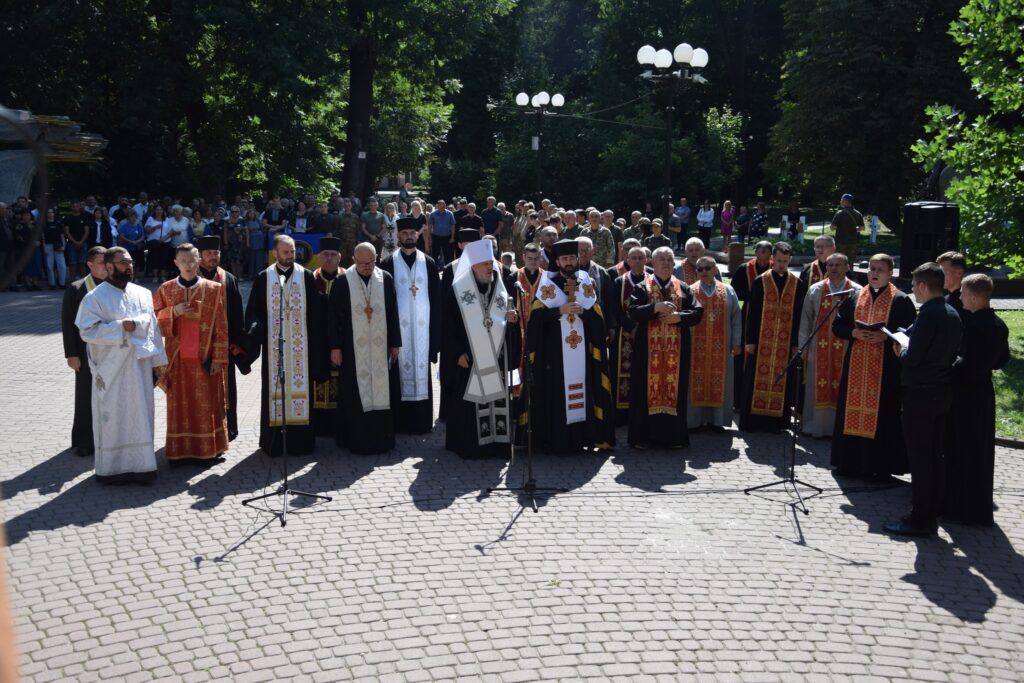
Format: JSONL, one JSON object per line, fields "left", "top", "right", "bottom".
{"left": 409, "top": 450, "right": 506, "bottom": 512}
{"left": 612, "top": 450, "right": 695, "bottom": 492}
{"left": 1, "top": 448, "right": 93, "bottom": 500}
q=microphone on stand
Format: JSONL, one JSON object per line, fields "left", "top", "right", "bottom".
{"left": 829, "top": 288, "right": 858, "bottom": 297}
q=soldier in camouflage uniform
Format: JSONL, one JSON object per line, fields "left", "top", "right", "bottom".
{"left": 335, "top": 198, "right": 361, "bottom": 268}
{"left": 582, "top": 209, "right": 616, "bottom": 268}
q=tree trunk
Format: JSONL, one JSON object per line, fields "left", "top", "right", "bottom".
{"left": 341, "top": 35, "right": 376, "bottom": 200}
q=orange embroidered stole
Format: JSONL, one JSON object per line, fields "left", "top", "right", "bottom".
{"left": 746, "top": 259, "right": 759, "bottom": 290}
{"left": 615, "top": 275, "right": 638, "bottom": 409}
{"left": 681, "top": 260, "right": 698, "bottom": 285}
{"left": 690, "top": 281, "right": 728, "bottom": 407}
{"left": 842, "top": 284, "right": 895, "bottom": 438}
{"left": 750, "top": 271, "right": 798, "bottom": 417}
{"left": 808, "top": 260, "right": 824, "bottom": 285}
{"left": 813, "top": 281, "right": 851, "bottom": 408}
{"left": 645, "top": 275, "right": 683, "bottom": 415}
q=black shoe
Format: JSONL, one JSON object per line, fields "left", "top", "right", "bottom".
{"left": 75, "top": 446, "right": 94, "bottom": 457}
{"left": 883, "top": 519, "right": 937, "bottom": 537}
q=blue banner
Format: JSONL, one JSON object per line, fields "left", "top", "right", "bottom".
{"left": 266, "top": 231, "right": 331, "bottom": 270}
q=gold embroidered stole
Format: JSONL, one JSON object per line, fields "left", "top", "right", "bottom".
{"left": 645, "top": 275, "right": 683, "bottom": 416}
{"left": 681, "top": 260, "right": 698, "bottom": 285}
{"left": 842, "top": 284, "right": 895, "bottom": 438}
{"left": 813, "top": 280, "right": 851, "bottom": 409}
{"left": 750, "top": 271, "right": 798, "bottom": 417}
{"left": 690, "top": 280, "right": 728, "bottom": 408}
{"left": 313, "top": 271, "right": 338, "bottom": 410}
{"left": 809, "top": 260, "right": 824, "bottom": 285}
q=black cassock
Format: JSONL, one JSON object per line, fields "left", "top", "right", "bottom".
{"left": 244, "top": 266, "right": 327, "bottom": 456}
{"left": 729, "top": 260, "right": 768, "bottom": 411}
{"left": 441, "top": 274, "right": 521, "bottom": 458}
{"left": 200, "top": 265, "right": 251, "bottom": 441}
{"left": 945, "top": 308, "right": 1009, "bottom": 524}
{"left": 525, "top": 273, "right": 616, "bottom": 453}
{"left": 738, "top": 271, "right": 807, "bottom": 433}
{"left": 608, "top": 272, "right": 644, "bottom": 426}
{"left": 830, "top": 287, "right": 916, "bottom": 477}
{"left": 381, "top": 250, "right": 441, "bottom": 434}
{"left": 626, "top": 276, "right": 704, "bottom": 447}
{"left": 328, "top": 271, "right": 402, "bottom": 454}
{"left": 62, "top": 275, "right": 99, "bottom": 453}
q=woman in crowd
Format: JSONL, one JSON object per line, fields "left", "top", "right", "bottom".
{"left": 205, "top": 207, "right": 227, "bottom": 245}
{"left": 118, "top": 208, "right": 147, "bottom": 263}
{"left": 291, "top": 200, "right": 310, "bottom": 233}
{"left": 224, "top": 205, "right": 247, "bottom": 277}
{"left": 720, "top": 200, "right": 734, "bottom": 245}
{"left": 94, "top": 207, "right": 115, "bottom": 248}
{"left": 696, "top": 200, "right": 715, "bottom": 248}
{"left": 144, "top": 203, "right": 168, "bottom": 282}
{"left": 380, "top": 201, "right": 399, "bottom": 261}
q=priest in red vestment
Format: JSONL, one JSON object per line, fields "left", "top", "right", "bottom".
{"left": 154, "top": 243, "right": 229, "bottom": 461}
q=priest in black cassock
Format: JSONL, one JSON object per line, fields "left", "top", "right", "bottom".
{"left": 729, "top": 240, "right": 772, "bottom": 411}
{"left": 608, "top": 245, "right": 648, "bottom": 425}
{"left": 244, "top": 235, "right": 327, "bottom": 456}
{"left": 626, "top": 246, "right": 703, "bottom": 449}
{"left": 442, "top": 240, "right": 520, "bottom": 458}
{"left": 61, "top": 245, "right": 107, "bottom": 456}
{"left": 197, "top": 236, "right": 252, "bottom": 441}
{"left": 944, "top": 274, "right": 1009, "bottom": 525}
{"left": 311, "top": 237, "right": 344, "bottom": 436}
{"left": 381, "top": 218, "right": 440, "bottom": 434}
{"left": 526, "top": 239, "right": 615, "bottom": 453}
{"left": 738, "top": 242, "right": 807, "bottom": 433}
{"left": 830, "top": 254, "right": 916, "bottom": 478}
{"left": 328, "top": 242, "right": 402, "bottom": 454}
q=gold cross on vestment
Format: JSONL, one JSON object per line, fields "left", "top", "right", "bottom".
{"left": 565, "top": 329, "right": 583, "bottom": 349}
{"left": 410, "top": 282, "right": 419, "bottom": 297}
{"left": 483, "top": 316, "right": 494, "bottom": 331}
{"left": 364, "top": 304, "right": 374, "bottom": 321}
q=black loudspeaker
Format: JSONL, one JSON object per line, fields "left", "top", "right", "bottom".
{"left": 900, "top": 201, "right": 959, "bottom": 275}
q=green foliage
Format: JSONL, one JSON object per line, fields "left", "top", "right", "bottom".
{"left": 995, "top": 311, "right": 1024, "bottom": 439}
{"left": 766, "top": 0, "right": 972, "bottom": 227}
{"left": 911, "top": 0, "right": 1024, "bottom": 274}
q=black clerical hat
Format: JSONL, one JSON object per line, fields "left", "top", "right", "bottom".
{"left": 195, "top": 236, "right": 221, "bottom": 251}
{"left": 457, "top": 228, "right": 481, "bottom": 243}
{"left": 552, "top": 239, "right": 579, "bottom": 258}
{"left": 319, "top": 236, "right": 341, "bottom": 253}
{"left": 396, "top": 217, "right": 420, "bottom": 232}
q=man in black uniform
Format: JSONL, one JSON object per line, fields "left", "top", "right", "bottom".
{"left": 61, "top": 246, "right": 107, "bottom": 456}
{"left": 885, "top": 262, "right": 962, "bottom": 537}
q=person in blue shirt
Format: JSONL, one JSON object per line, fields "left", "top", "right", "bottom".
{"left": 428, "top": 199, "right": 457, "bottom": 269}
{"left": 117, "top": 209, "right": 147, "bottom": 258}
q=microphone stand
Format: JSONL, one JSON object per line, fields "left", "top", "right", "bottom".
{"left": 743, "top": 286, "right": 853, "bottom": 513}
{"left": 487, "top": 292, "right": 566, "bottom": 512}
{"left": 244, "top": 272, "right": 331, "bottom": 526}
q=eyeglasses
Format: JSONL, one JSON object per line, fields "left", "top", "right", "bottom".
{"left": 696, "top": 266, "right": 714, "bottom": 272}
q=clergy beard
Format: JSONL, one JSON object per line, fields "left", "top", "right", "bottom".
{"left": 559, "top": 266, "right": 576, "bottom": 279}
{"left": 108, "top": 269, "right": 132, "bottom": 289}
{"left": 401, "top": 240, "right": 417, "bottom": 250}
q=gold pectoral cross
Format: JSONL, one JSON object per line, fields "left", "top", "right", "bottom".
{"left": 410, "top": 282, "right": 419, "bottom": 297}
{"left": 364, "top": 304, "right": 374, "bottom": 321}
{"left": 565, "top": 329, "right": 583, "bottom": 349}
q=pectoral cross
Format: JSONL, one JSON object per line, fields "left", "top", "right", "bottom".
{"left": 364, "top": 304, "right": 374, "bottom": 321}
{"left": 565, "top": 329, "right": 583, "bottom": 349}
{"left": 565, "top": 277, "right": 578, "bottom": 324}
{"left": 483, "top": 316, "right": 494, "bottom": 331}
{"left": 409, "top": 282, "right": 419, "bottom": 298}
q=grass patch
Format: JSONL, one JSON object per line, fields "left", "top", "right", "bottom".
{"left": 995, "top": 310, "right": 1024, "bottom": 439}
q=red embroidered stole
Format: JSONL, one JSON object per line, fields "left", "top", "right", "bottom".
{"left": 690, "top": 280, "right": 728, "bottom": 407}
{"left": 813, "top": 280, "right": 851, "bottom": 409}
{"left": 842, "top": 284, "right": 895, "bottom": 438}
{"left": 681, "top": 260, "right": 698, "bottom": 285}
{"left": 809, "top": 260, "right": 824, "bottom": 285}
{"left": 645, "top": 275, "right": 683, "bottom": 415}
{"left": 750, "top": 271, "right": 798, "bottom": 417}
{"left": 746, "top": 259, "right": 759, "bottom": 290}
{"left": 615, "top": 275, "right": 638, "bottom": 408}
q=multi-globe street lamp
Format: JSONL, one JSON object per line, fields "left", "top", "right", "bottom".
{"left": 514, "top": 91, "right": 565, "bottom": 204}
{"left": 636, "top": 43, "right": 709, "bottom": 223}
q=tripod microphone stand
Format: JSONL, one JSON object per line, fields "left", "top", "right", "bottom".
{"left": 487, "top": 294, "right": 566, "bottom": 512}
{"left": 243, "top": 272, "right": 331, "bottom": 526}
{"left": 743, "top": 286, "right": 854, "bottom": 513}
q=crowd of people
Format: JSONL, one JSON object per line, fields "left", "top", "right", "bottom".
{"left": 50, "top": 186, "right": 1009, "bottom": 539}
{"left": 1, "top": 188, "right": 879, "bottom": 292}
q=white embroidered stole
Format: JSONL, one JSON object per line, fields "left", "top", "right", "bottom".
{"left": 536, "top": 270, "right": 597, "bottom": 425}
{"left": 266, "top": 265, "right": 310, "bottom": 426}
{"left": 393, "top": 252, "right": 431, "bottom": 401}
{"left": 346, "top": 267, "right": 390, "bottom": 412}
{"left": 453, "top": 271, "right": 511, "bottom": 445}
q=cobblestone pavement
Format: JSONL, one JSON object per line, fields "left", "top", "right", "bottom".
{"left": 3, "top": 287, "right": 1024, "bottom": 682}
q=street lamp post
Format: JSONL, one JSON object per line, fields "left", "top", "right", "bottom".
{"left": 636, "top": 43, "right": 709, "bottom": 224}
{"left": 515, "top": 91, "right": 565, "bottom": 205}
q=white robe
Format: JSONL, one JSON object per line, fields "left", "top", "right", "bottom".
{"left": 798, "top": 278, "right": 861, "bottom": 437}
{"left": 75, "top": 281, "right": 167, "bottom": 476}
{"left": 686, "top": 282, "right": 743, "bottom": 429}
